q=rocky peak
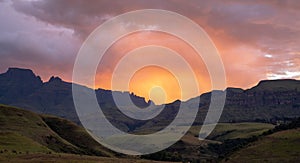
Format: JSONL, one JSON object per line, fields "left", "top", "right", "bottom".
{"left": 0, "top": 68, "right": 43, "bottom": 103}
{"left": 249, "top": 79, "right": 299, "bottom": 92}
{"left": 48, "top": 76, "right": 62, "bottom": 83}
{"left": 2, "top": 67, "right": 42, "bottom": 85}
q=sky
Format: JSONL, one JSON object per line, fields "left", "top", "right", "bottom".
{"left": 0, "top": 0, "right": 299, "bottom": 104}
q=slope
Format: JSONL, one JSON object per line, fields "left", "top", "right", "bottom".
{"left": 226, "top": 128, "right": 300, "bottom": 162}
{"left": 0, "top": 104, "right": 114, "bottom": 157}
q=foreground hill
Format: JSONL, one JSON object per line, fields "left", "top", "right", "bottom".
{"left": 0, "top": 104, "right": 182, "bottom": 163}
{"left": 226, "top": 128, "right": 300, "bottom": 163}
{"left": 0, "top": 104, "right": 114, "bottom": 157}
{"left": 0, "top": 153, "right": 170, "bottom": 163}
{"left": 1, "top": 103, "right": 299, "bottom": 162}
{"left": 0, "top": 103, "right": 279, "bottom": 162}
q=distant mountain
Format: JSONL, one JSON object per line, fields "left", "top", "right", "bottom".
{"left": 219, "top": 79, "right": 300, "bottom": 123}
{"left": 0, "top": 67, "right": 299, "bottom": 132}
{"left": 0, "top": 68, "right": 152, "bottom": 130}
{"left": 139, "top": 79, "right": 300, "bottom": 131}
{"left": 0, "top": 68, "right": 42, "bottom": 104}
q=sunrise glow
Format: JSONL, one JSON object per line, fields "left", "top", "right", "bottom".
{"left": 1, "top": 0, "right": 299, "bottom": 104}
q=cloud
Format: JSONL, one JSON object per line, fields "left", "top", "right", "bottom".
{"left": 0, "top": 0, "right": 298, "bottom": 93}
{"left": 0, "top": 1, "right": 80, "bottom": 80}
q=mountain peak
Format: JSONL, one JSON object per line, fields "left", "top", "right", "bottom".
{"left": 258, "top": 79, "right": 297, "bottom": 85}
{"left": 0, "top": 68, "right": 43, "bottom": 103}
{"left": 7, "top": 67, "right": 34, "bottom": 75}
{"left": 249, "top": 79, "right": 299, "bottom": 92}
{"left": 3, "top": 67, "right": 42, "bottom": 83}
{"left": 48, "top": 76, "right": 62, "bottom": 83}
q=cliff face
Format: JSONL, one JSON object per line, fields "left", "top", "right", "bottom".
{"left": 226, "top": 80, "right": 300, "bottom": 107}
{"left": 217, "top": 80, "right": 300, "bottom": 123}
{"left": 0, "top": 68, "right": 43, "bottom": 104}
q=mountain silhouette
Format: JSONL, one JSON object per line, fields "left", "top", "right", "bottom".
{"left": 0, "top": 67, "right": 299, "bottom": 132}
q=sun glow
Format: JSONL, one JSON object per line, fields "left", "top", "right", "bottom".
{"left": 149, "top": 86, "right": 167, "bottom": 105}
{"left": 129, "top": 66, "right": 181, "bottom": 104}
{"left": 95, "top": 31, "right": 212, "bottom": 104}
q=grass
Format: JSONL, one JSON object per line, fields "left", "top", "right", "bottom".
{"left": 226, "top": 128, "right": 300, "bottom": 162}
{"left": 0, "top": 153, "right": 175, "bottom": 163}
{"left": 188, "top": 122, "right": 274, "bottom": 141}
{"left": 133, "top": 122, "right": 274, "bottom": 143}
{"left": 41, "top": 115, "right": 115, "bottom": 157}
{"left": 128, "top": 122, "right": 274, "bottom": 162}
{"left": 0, "top": 104, "right": 114, "bottom": 156}
{"left": 0, "top": 104, "right": 80, "bottom": 154}
{"left": 0, "top": 132, "right": 51, "bottom": 154}
{"left": 2, "top": 103, "right": 299, "bottom": 162}
{"left": 0, "top": 104, "right": 178, "bottom": 162}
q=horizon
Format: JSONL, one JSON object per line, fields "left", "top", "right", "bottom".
{"left": 1, "top": 66, "right": 298, "bottom": 105}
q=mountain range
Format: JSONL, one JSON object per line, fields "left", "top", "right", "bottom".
{"left": 0, "top": 67, "right": 299, "bottom": 132}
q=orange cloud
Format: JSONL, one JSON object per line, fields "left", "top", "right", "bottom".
{"left": 1, "top": 0, "right": 298, "bottom": 103}
{"left": 95, "top": 31, "right": 212, "bottom": 103}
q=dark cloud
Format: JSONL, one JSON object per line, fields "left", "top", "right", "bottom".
{"left": 12, "top": 0, "right": 173, "bottom": 37}
{"left": 0, "top": 0, "right": 299, "bottom": 88}
{"left": 0, "top": 1, "right": 80, "bottom": 80}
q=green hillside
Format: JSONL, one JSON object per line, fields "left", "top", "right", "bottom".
{"left": 140, "top": 123, "right": 274, "bottom": 162}
{"left": 1, "top": 103, "right": 300, "bottom": 162}
{"left": 226, "top": 128, "right": 300, "bottom": 162}
{"left": 206, "top": 123, "right": 274, "bottom": 141}
{"left": 0, "top": 104, "right": 177, "bottom": 162}
{"left": 0, "top": 104, "right": 114, "bottom": 157}
{"left": 0, "top": 153, "right": 171, "bottom": 163}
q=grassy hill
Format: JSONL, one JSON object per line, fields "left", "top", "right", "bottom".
{"left": 139, "top": 123, "right": 274, "bottom": 162}
{"left": 0, "top": 104, "right": 115, "bottom": 156}
{"left": 1, "top": 103, "right": 300, "bottom": 162}
{"left": 0, "top": 153, "right": 172, "bottom": 163}
{"left": 206, "top": 123, "right": 274, "bottom": 141}
{"left": 225, "top": 128, "right": 300, "bottom": 162}
{"left": 0, "top": 104, "right": 179, "bottom": 162}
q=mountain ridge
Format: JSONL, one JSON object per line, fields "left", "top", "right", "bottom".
{"left": 2, "top": 67, "right": 298, "bottom": 102}
{"left": 0, "top": 67, "right": 299, "bottom": 132}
